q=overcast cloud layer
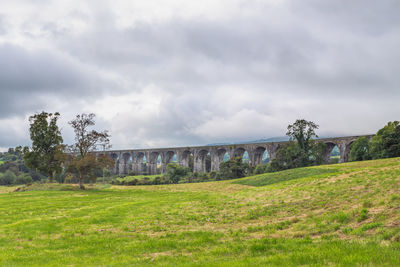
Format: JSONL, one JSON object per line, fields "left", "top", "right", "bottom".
{"left": 0, "top": 0, "right": 399, "bottom": 150}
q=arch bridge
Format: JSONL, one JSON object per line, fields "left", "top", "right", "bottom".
{"left": 95, "top": 135, "right": 373, "bottom": 175}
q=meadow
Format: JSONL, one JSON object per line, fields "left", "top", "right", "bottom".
{"left": 0, "top": 158, "right": 399, "bottom": 266}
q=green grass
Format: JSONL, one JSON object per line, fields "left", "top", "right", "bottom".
{"left": 0, "top": 158, "right": 399, "bottom": 266}
{"left": 233, "top": 167, "right": 339, "bottom": 186}
{"left": 0, "top": 160, "right": 4, "bottom": 165}
{"left": 116, "top": 174, "right": 161, "bottom": 183}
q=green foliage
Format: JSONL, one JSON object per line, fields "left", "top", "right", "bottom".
{"left": 15, "top": 173, "right": 33, "bottom": 185}
{"left": 311, "top": 142, "right": 329, "bottom": 165}
{"left": 370, "top": 121, "right": 400, "bottom": 159}
{"left": 350, "top": 137, "right": 371, "bottom": 161}
{"left": 253, "top": 164, "right": 270, "bottom": 174}
{"left": 286, "top": 119, "right": 319, "bottom": 152}
{"left": 218, "top": 157, "right": 250, "bottom": 180}
{"left": 23, "top": 112, "right": 64, "bottom": 182}
{"left": 269, "top": 141, "right": 308, "bottom": 171}
{"left": 165, "top": 163, "right": 190, "bottom": 184}
{"left": 270, "top": 119, "right": 327, "bottom": 172}
{"left": 67, "top": 113, "right": 112, "bottom": 188}
{"left": 0, "top": 170, "right": 17, "bottom": 185}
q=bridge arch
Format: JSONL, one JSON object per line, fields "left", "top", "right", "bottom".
{"left": 323, "top": 141, "right": 339, "bottom": 164}
{"left": 253, "top": 146, "right": 270, "bottom": 166}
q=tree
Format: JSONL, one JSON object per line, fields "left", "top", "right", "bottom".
{"left": 369, "top": 121, "right": 400, "bottom": 159}
{"left": 164, "top": 163, "right": 190, "bottom": 184}
{"left": 349, "top": 137, "right": 371, "bottom": 161}
{"left": 270, "top": 119, "right": 326, "bottom": 171}
{"left": 23, "top": 112, "right": 64, "bottom": 182}
{"left": 68, "top": 113, "right": 112, "bottom": 189}
{"left": 0, "top": 170, "right": 17, "bottom": 185}
{"left": 269, "top": 142, "right": 304, "bottom": 171}
{"left": 218, "top": 157, "right": 250, "bottom": 180}
{"left": 286, "top": 119, "right": 319, "bottom": 152}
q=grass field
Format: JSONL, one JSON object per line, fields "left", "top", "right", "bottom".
{"left": 0, "top": 158, "right": 399, "bottom": 266}
{"left": 0, "top": 160, "right": 4, "bottom": 165}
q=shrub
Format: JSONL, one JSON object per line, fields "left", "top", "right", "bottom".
{"left": 253, "top": 164, "right": 270, "bottom": 175}
{"left": 349, "top": 137, "right": 371, "bottom": 161}
{"left": 15, "top": 174, "right": 33, "bottom": 185}
{"left": 209, "top": 170, "right": 217, "bottom": 179}
{"left": 370, "top": 121, "right": 400, "bottom": 159}
{"left": 126, "top": 179, "right": 138, "bottom": 185}
{"left": 0, "top": 170, "right": 17, "bottom": 185}
{"left": 164, "top": 164, "right": 190, "bottom": 184}
{"left": 218, "top": 157, "right": 250, "bottom": 180}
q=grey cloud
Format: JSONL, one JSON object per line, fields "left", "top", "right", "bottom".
{"left": 1, "top": 0, "right": 400, "bottom": 149}
{"left": 0, "top": 15, "right": 6, "bottom": 35}
{"left": 0, "top": 43, "right": 115, "bottom": 118}
{"left": 56, "top": 5, "right": 400, "bottom": 99}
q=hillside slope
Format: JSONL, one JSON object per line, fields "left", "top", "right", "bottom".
{"left": 0, "top": 158, "right": 399, "bottom": 266}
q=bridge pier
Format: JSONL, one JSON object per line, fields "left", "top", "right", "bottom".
{"left": 109, "top": 153, "right": 119, "bottom": 175}
{"left": 194, "top": 149, "right": 208, "bottom": 173}
{"left": 160, "top": 151, "right": 175, "bottom": 174}
{"left": 118, "top": 152, "right": 131, "bottom": 175}
{"left": 338, "top": 141, "right": 353, "bottom": 163}
{"left": 177, "top": 150, "right": 191, "bottom": 169}
{"left": 266, "top": 144, "right": 280, "bottom": 161}
{"left": 210, "top": 149, "right": 220, "bottom": 171}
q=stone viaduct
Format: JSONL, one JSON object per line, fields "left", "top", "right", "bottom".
{"left": 95, "top": 135, "right": 373, "bottom": 175}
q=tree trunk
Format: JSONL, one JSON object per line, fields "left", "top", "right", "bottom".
{"left": 78, "top": 173, "right": 85, "bottom": 190}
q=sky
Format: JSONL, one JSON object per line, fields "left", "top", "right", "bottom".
{"left": 0, "top": 0, "right": 399, "bottom": 151}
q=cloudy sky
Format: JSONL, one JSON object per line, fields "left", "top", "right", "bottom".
{"left": 0, "top": 0, "right": 399, "bottom": 151}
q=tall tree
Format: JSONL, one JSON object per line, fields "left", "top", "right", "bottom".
{"left": 23, "top": 112, "right": 64, "bottom": 182}
{"left": 270, "top": 119, "right": 325, "bottom": 171}
{"left": 286, "top": 119, "right": 319, "bottom": 152}
{"left": 68, "top": 113, "right": 112, "bottom": 189}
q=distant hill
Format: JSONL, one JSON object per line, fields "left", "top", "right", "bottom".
{"left": 207, "top": 136, "right": 289, "bottom": 146}
{"left": 207, "top": 135, "right": 345, "bottom": 146}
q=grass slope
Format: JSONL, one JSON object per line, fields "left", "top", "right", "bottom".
{"left": 0, "top": 158, "right": 399, "bottom": 266}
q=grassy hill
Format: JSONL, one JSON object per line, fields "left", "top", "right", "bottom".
{"left": 0, "top": 158, "right": 399, "bottom": 266}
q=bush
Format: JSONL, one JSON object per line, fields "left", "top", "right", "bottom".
{"left": 127, "top": 179, "right": 138, "bottom": 185}
{"left": 165, "top": 164, "right": 190, "bottom": 184}
{"left": 0, "top": 170, "right": 17, "bottom": 185}
{"left": 15, "top": 174, "right": 33, "bottom": 185}
{"left": 218, "top": 157, "right": 250, "bottom": 180}
{"left": 253, "top": 164, "right": 270, "bottom": 175}
{"left": 370, "top": 121, "right": 400, "bottom": 159}
{"left": 349, "top": 137, "right": 371, "bottom": 161}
